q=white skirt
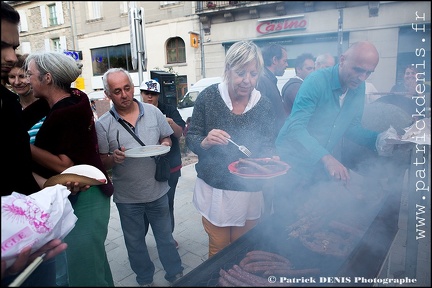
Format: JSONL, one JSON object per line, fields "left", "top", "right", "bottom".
{"left": 192, "top": 177, "right": 264, "bottom": 227}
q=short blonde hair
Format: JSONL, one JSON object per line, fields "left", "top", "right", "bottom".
{"left": 223, "top": 41, "right": 263, "bottom": 82}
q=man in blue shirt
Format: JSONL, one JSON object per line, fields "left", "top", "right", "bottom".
{"left": 274, "top": 41, "right": 383, "bottom": 217}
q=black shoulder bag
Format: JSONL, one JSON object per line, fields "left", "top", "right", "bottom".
{"left": 110, "top": 111, "right": 170, "bottom": 182}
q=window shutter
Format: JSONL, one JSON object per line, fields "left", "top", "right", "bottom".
{"left": 21, "top": 42, "right": 31, "bottom": 54}
{"left": 45, "top": 39, "right": 51, "bottom": 51}
{"left": 56, "top": 2, "right": 64, "bottom": 24}
{"left": 60, "top": 36, "right": 67, "bottom": 51}
{"left": 120, "top": 1, "right": 128, "bottom": 14}
{"left": 18, "top": 10, "right": 28, "bottom": 32}
{"left": 40, "top": 5, "right": 48, "bottom": 27}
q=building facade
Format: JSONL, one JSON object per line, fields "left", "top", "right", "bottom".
{"left": 197, "top": 1, "right": 430, "bottom": 93}
{"left": 9, "top": 1, "right": 431, "bottom": 97}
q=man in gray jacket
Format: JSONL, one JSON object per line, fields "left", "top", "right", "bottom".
{"left": 256, "top": 44, "right": 289, "bottom": 137}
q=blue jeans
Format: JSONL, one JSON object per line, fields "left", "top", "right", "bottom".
{"left": 116, "top": 194, "right": 183, "bottom": 285}
{"left": 144, "top": 171, "right": 180, "bottom": 234}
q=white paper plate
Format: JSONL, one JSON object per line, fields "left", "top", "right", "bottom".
{"left": 125, "top": 145, "right": 170, "bottom": 158}
{"left": 44, "top": 164, "right": 107, "bottom": 188}
{"left": 61, "top": 164, "right": 106, "bottom": 180}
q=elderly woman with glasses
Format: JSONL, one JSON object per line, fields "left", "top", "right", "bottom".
{"left": 185, "top": 40, "right": 278, "bottom": 258}
{"left": 25, "top": 51, "right": 114, "bottom": 286}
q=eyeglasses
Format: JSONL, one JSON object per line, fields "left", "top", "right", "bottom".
{"left": 25, "top": 71, "right": 45, "bottom": 78}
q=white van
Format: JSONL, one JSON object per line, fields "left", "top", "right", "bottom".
{"left": 178, "top": 77, "right": 222, "bottom": 121}
{"left": 276, "top": 68, "right": 296, "bottom": 94}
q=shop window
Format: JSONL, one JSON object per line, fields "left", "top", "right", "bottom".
{"left": 166, "top": 37, "right": 186, "bottom": 64}
{"left": 91, "top": 44, "right": 136, "bottom": 76}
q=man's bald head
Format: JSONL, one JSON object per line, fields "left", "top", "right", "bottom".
{"left": 339, "top": 41, "right": 379, "bottom": 91}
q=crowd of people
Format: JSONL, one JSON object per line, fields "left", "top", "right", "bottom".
{"left": 2, "top": 1, "right": 428, "bottom": 286}
{"left": 1, "top": 2, "right": 92, "bottom": 286}
{"left": 185, "top": 39, "right": 411, "bottom": 259}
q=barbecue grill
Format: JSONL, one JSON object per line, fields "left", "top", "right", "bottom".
{"left": 174, "top": 171, "right": 403, "bottom": 287}
{"left": 173, "top": 103, "right": 428, "bottom": 287}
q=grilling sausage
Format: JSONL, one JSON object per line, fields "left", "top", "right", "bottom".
{"left": 218, "top": 274, "right": 234, "bottom": 287}
{"left": 226, "top": 266, "right": 257, "bottom": 286}
{"left": 245, "top": 250, "right": 292, "bottom": 264}
{"left": 300, "top": 231, "right": 352, "bottom": 257}
{"left": 231, "top": 265, "right": 289, "bottom": 287}
{"left": 243, "top": 261, "right": 291, "bottom": 275}
{"left": 237, "top": 158, "right": 273, "bottom": 174}
{"left": 329, "top": 220, "right": 364, "bottom": 237}
{"left": 219, "top": 268, "right": 249, "bottom": 287}
{"left": 240, "top": 255, "right": 276, "bottom": 267}
{"left": 231, "top": 265, "right": 274, "bottom": 286}
{"left": 240, "top": 254, "right": 292, "bottom": 268}
{"left": 263, "top": 268, "right": 321, "bottom": 277}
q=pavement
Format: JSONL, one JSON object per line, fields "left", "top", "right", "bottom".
{"left": 105, "top": 162, "right": 208, "bottom": 287}
{"left": 105, "top": 162, "right": 430, "bottom": 287}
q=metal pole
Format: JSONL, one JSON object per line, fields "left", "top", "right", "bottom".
{"left": 199, "top": 21, "right": 205, "bottom": 78}
{"left": 136, "top": 10, "right": 144, "bottom": 88}
{"left": 337, "top": 9, "right": 344, "bottom": 58}
{"left": 139, "top": 7, "right": 147, "bottom": 74}
{"left": 129, "top": 8, "right": 138, "bottom": 70}
{"left": 68, "top": 1, "right": 77, "bottom": 50}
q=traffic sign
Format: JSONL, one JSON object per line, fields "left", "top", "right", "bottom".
{"left": 64, "top": 50, "right": 82, "bottom": 61}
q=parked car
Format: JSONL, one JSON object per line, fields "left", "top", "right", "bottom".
{"left": 178, "top": 77, "right": 222, "bottom": 121}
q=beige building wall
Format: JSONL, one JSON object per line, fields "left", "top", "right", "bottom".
{"left": 72, "top": 1, "right": 201, "bottom": 92}
{"left": 13, "top": 1, "right": 74, "bottom": 54}
{"left": 9, "top": 1, "right": 431, "bottom": 94}
{"left": 200, "top": 1, "right": 430, "bottom": 92}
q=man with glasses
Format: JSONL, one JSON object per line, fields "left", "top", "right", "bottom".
{"left": 140, "top": 79, "right": 186, "bottom": 250}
